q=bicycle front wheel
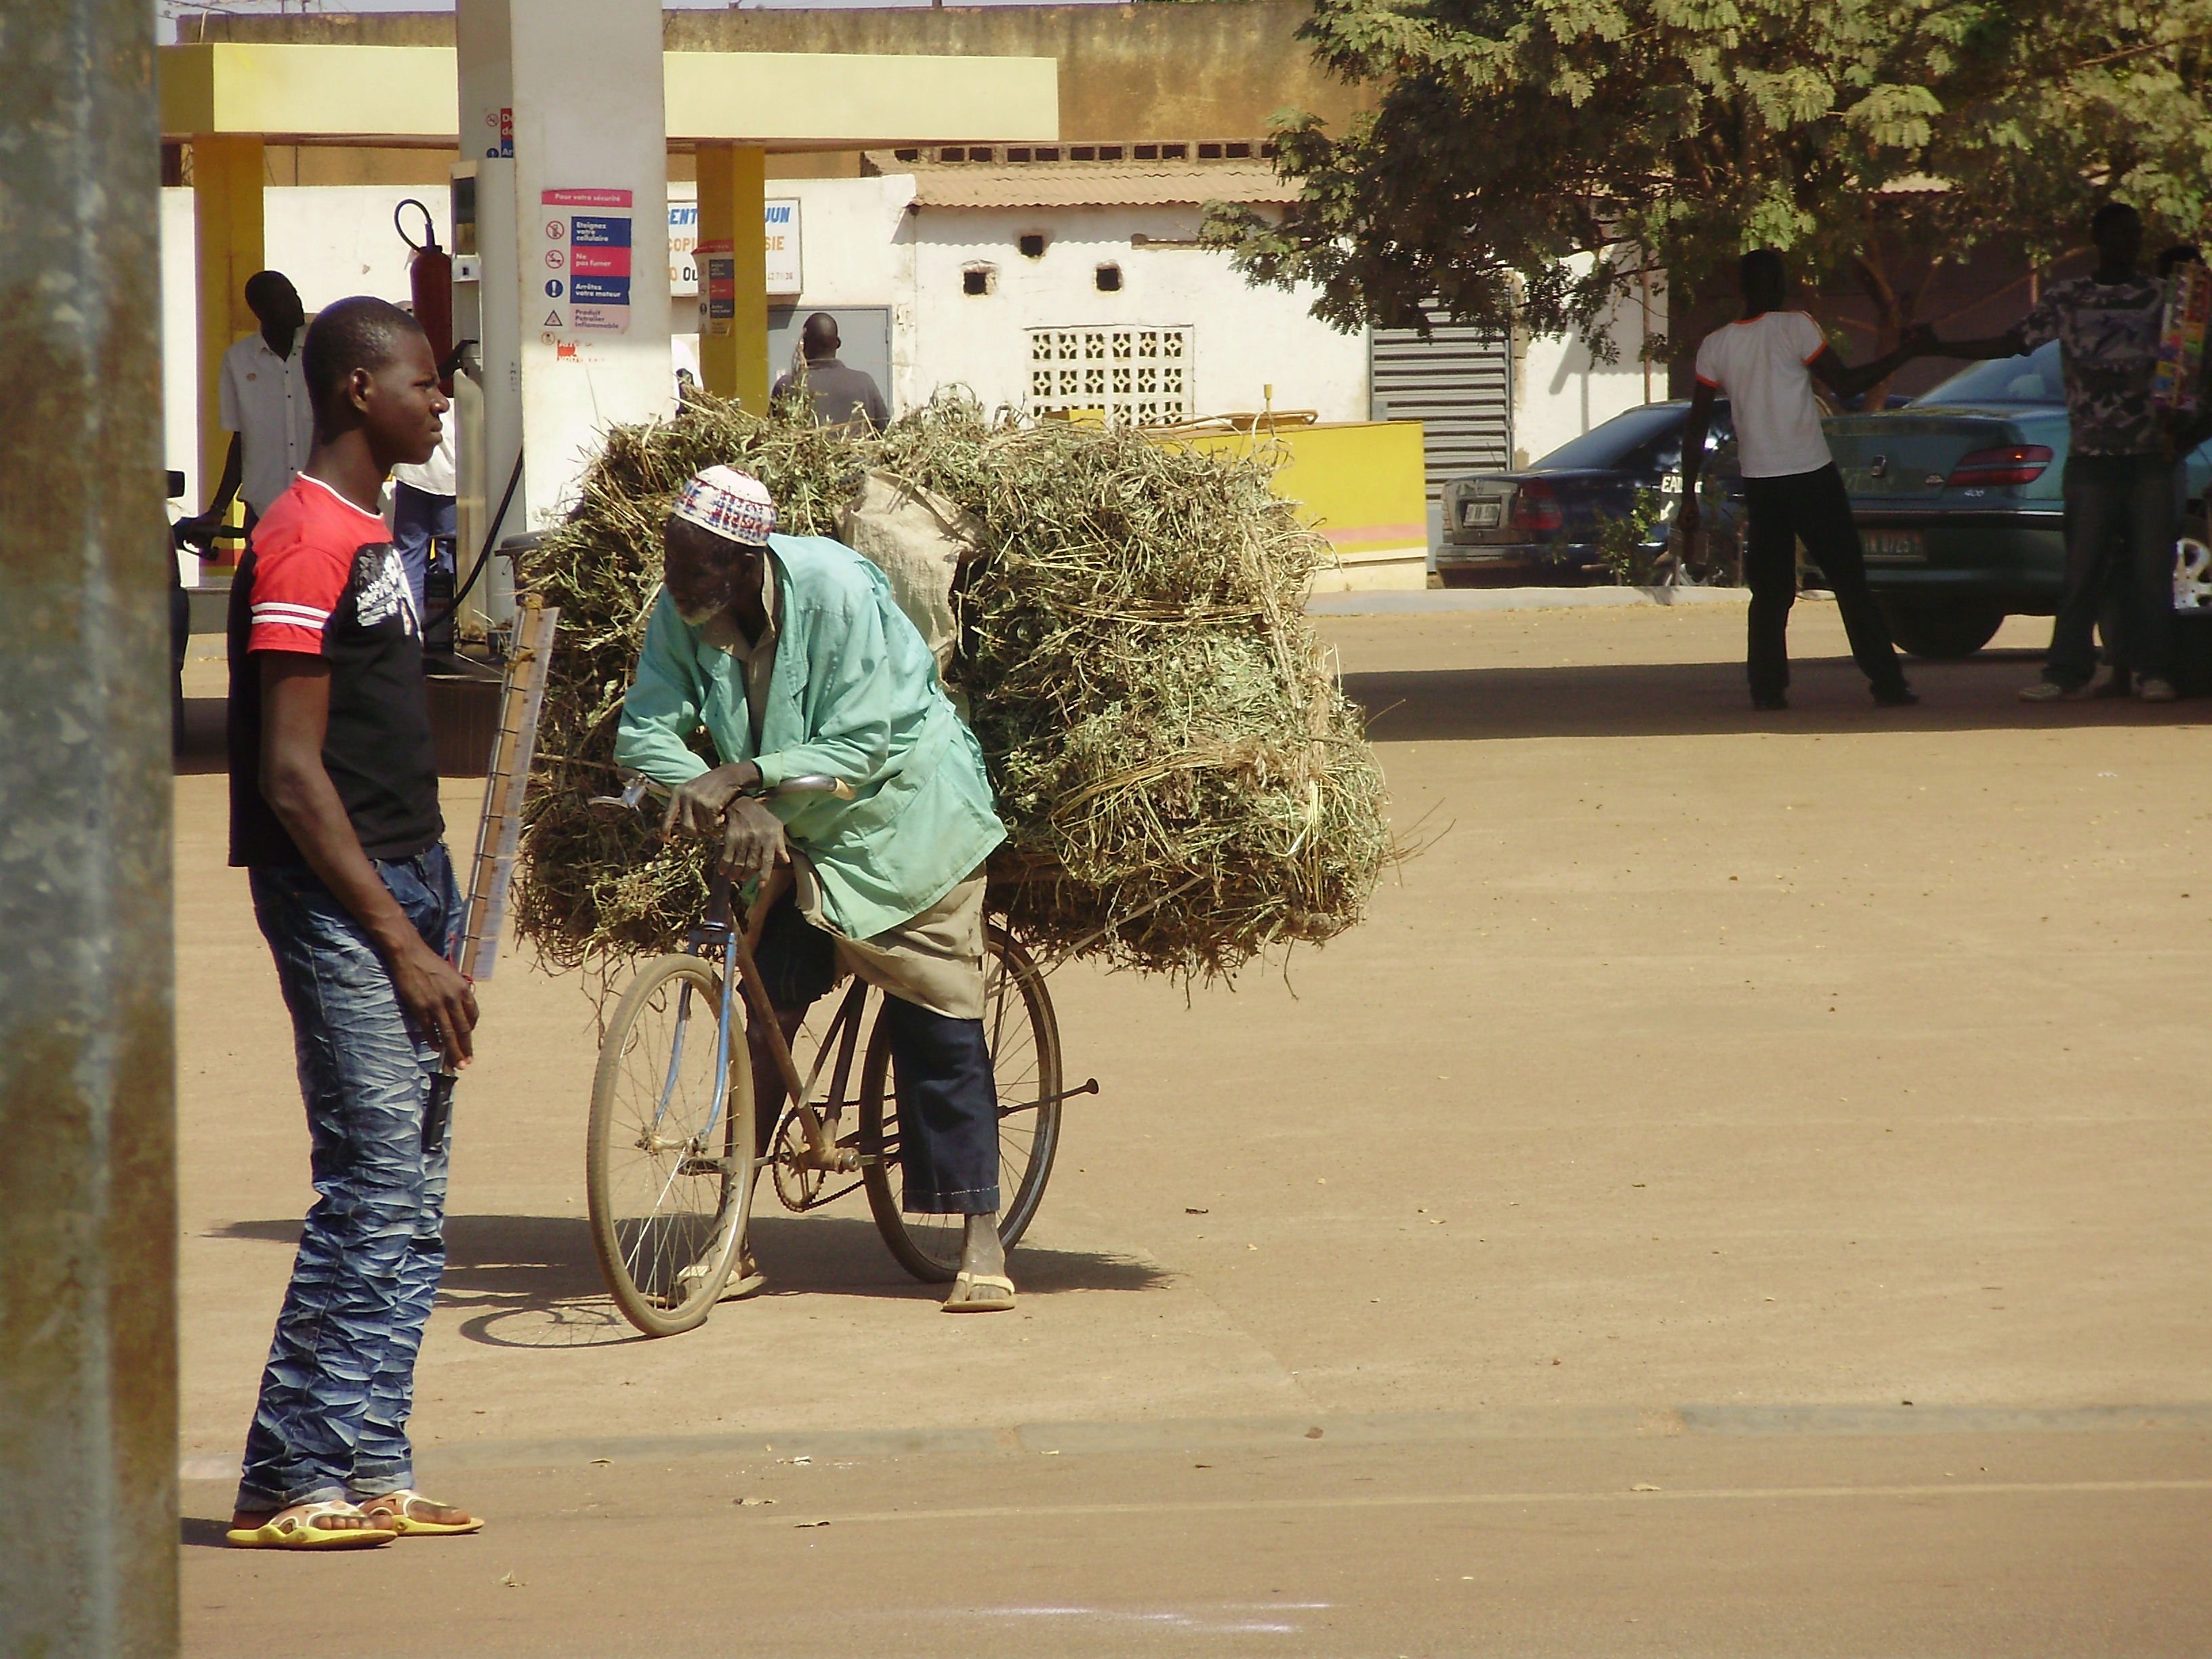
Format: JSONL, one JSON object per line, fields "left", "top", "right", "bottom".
{"left": 859, "top": 926, "right": 1063, "bottom": 1282}
{"left": 587, "top": 952, "right": 755, "bottom": 1336}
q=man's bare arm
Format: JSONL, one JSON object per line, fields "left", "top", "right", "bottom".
{"left": 1922, "top": 325, "right": 2030, "bottom": 362}
{"left": 178, "top": 435, "right": 243, "bottom": 544}
{"left": 1809, "top": 327, "right": 1933, "bottom": 402}
{"left": 260, "top": 654, "right": 478, "bottom": 1066}
{"left": 1675, "top": 380, "right": 1718, "bottom": 536}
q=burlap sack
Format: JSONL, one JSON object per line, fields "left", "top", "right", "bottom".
{"left": 837, "top": 470, "right": 984, "bottom": 677}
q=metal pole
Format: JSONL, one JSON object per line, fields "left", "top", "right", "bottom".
{"left": 0, "top": 1, "right": 180, "bottom": 1654}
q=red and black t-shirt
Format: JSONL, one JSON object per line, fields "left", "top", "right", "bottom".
{"left": 228, "top": 474, "right": 444, "bottom": 867}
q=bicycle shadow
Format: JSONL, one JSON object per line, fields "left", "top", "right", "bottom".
{"left": 209, "top": 1213, "right": 640, "bottom": 1349}
{"left": 207, "top": 1210, "right": 1168, "bottom": 1350}
{"left": 746, "top": 1212, "right": 1171, "bottom": 1302}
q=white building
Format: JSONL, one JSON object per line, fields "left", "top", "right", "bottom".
{"left": 161, "top": 157, "right": 1656, "bottom": 552}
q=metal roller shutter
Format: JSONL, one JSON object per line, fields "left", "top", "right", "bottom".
{"left": 1369, "top": 323, "right": 1514, "bottom": 541}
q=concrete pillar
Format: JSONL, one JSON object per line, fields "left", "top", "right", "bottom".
{"left": 0, "top": 1, "right": 180, "bottom": 1654}
{"left": 457, "top": 0, "right": 674, "bottom": 533}
{"left": 696, "top": 142, "right": 769, "bottom": 410}
{"left": 190, "top": 132, "right": 264, "bottom": 509}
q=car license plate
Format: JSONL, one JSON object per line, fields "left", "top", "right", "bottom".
{"left": 1461, "top": 499, "right": 1502, "bottom": 528}
{"left": 1865, "top": 528, "right": 1925, "bottom": 563}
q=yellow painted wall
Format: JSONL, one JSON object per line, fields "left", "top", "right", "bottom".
{"left": 193, "top": 5, "right": 1370, "bottom": 146}
{"left": 159, "top": 42, "right": 1055, "bottom": 148}
{"left": 162, "top": 43, "right": 460, "bottom": 139}
{"left": 663, "top": 52, "right": 1054, "bottom": 146}
{"left": 1178, "top": 422, "right": 1429, "bottom": 561}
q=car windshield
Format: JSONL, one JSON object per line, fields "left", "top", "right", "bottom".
{"left": 1530, "top": 404, "right": 1694, "bottom": 472}
{"left": 1910, "top": 340, "right": 2064, "bottom": 407}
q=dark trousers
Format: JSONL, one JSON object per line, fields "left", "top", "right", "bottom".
{"left": 1742, "top": 464, "right": 1908, "bottom": 701}
{"left": 754, "top": 893, "right": 1001, "bottom": 1215}
{"left": 2043, "top": 453, "right": 2178, "bottom": 688}
{"left": 392, "top": 483, "right": 456, "bottom": 619}
{"left": 878, "top": 996, "right": 1002, "bottom": 1214}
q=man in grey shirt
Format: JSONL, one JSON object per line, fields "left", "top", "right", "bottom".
{"left": 772, "top": 312, "right": 888, "bottom": 431}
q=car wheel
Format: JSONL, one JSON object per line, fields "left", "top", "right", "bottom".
{"left": 1880, "top": 598, "right": 2005, "bottom": 660}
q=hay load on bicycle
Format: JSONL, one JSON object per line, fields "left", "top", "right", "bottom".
{"left": 512, "top": 394, "right": 1393, "bottom": 986}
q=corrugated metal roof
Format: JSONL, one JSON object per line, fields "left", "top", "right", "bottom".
{"left": 895, "top": 163, "right": 1294, "bottom": 209}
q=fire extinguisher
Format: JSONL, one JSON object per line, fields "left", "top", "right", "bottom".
{"left": 396, "top": 198, "right": 453, "bottom": 391}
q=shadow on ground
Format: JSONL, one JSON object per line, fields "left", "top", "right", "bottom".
{"left": 176, "top": 697, "right": 226, "bottom": 775}
{"left": 179, "top": 1517, "right": 232, "bottom": 1550}
{"left": 186, "top": 655, "right": 2207, "bottom": 772}
{"left": 1345, "top": 650, "right": 2207, "bottom": 743}
{"left": 209, "top": 1211, "right": 1170, "bottom": 1349}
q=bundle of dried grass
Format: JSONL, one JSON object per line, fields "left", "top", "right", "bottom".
{"left": 512, "top": 393, "right": 1391, "bottom": 982}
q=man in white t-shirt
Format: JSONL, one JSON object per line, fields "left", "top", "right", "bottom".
{"left": 179, "top": 272, "right": 314, "bottom": 548}
{"left": 1678, "top": 249, "right": 1929, "bottom": 710}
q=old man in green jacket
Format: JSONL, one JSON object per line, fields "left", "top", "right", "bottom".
{"left": 616, "top": 465, "right": 1016, "bottom": 1311}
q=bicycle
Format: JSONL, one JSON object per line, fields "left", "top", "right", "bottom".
{"left": 583, "top": 773, "right": 1095, "bottom": 1336}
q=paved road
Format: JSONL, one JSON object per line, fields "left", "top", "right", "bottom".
{"left": 174, "top": 606, "right": 2212, "bottom": 1653}
{"left": 184, "top": 1416, "right": 2211, "bottom": 1657}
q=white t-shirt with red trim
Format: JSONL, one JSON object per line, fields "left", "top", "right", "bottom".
{"left": 1693, "top": 310, "right": 1833, "bottom": 478}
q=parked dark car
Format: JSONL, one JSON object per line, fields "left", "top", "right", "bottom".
{"left": 1826, "top": 341, "right": 2212, "bottom": 657}
{"left": 1435, "top": 400, "right": 1739, "bottom": 586}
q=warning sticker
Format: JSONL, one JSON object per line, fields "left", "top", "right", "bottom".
{"left": 541, "top": 188, "right": 634, "bottom": 335}
{"left": 697, "top": 239, "right": 734, "bottom": 337}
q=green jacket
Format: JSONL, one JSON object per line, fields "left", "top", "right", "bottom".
{"left": 615, "top": 533, "right": 1006, "bottom": 941}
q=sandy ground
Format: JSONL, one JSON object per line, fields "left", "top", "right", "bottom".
{"left": 174, "top": 605, "right": 2212, "bottom": 1654}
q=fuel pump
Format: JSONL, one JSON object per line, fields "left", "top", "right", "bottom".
{"left": 445, "top": 162, "right": 525, "bottom": 648}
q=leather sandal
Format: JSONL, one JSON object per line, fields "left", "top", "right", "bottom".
{"left": 942, "top": 1271, "right": 1015, "bottom": 1313}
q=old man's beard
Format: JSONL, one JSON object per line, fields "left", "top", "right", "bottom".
{"left": 676, "top": 596, "right": 730, "bottom": 626}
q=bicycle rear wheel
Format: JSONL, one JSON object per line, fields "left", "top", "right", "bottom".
{"left": 859, "top": 927, "right": 1063, "bottom": 1283}
{"left": 587, "top": 952, "right": 755, "bottom": 1336}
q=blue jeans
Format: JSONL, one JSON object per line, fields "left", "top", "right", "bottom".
{"left": 237, "top": 846, "right": 461, "bottom": 1511}
{"left": 2043, "top": 453, "right": 2179, "bottom": 688}
{"left": 392, "top": 483, "right": 456, "bottom": 617}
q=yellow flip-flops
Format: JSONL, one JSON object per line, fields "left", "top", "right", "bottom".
{"left": 941, "top": 1271, "right": 1015, "bottom": 1313}
{"left": 356, "top": 1490, "right": 485, "bottom": 1536}
{"left": 225, "top": 1500, "right": 395, "bottom": 1549}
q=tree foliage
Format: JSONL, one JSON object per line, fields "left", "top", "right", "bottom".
{"left": 1207, "top": 1, "right": 2212, "bottom": 352}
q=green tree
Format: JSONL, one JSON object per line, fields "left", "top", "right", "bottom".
{"left": 1208, "top": 1, "right": 2212, "bottom": 359}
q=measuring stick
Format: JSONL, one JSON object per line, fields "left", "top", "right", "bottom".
{"left": 459, "top": 600, "right": 559, "bottom": 979}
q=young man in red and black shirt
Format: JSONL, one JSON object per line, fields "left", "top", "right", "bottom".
{"left": 224, "top": 296, "right": 483, "bottom": 1549}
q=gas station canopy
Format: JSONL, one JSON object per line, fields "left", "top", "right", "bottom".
{"left": 159, "top": 41, "right": 1059, "bottom": 150}
{"left": 162, "top": 24, "right": 1061, "bottom": 556}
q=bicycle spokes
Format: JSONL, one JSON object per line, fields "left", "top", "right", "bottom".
{"left": 588, "top": 956, "right": 752, "bottom": 1332}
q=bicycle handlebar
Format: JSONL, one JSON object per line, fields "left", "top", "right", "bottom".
{"left": 586, "top": 767, "right": 854, "bottom": 818}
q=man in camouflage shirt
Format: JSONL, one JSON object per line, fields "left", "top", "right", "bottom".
{"left": 1932, "top": 203, "right": 2189, "bottom": 703}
